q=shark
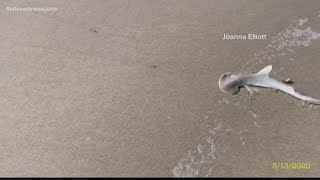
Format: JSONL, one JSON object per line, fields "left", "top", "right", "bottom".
{"left": 218, "top": 65, "right": 320, "bottom": 105}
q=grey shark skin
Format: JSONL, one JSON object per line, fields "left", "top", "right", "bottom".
{"left": 219, "top": 65, "right": 320, "bottom": 105}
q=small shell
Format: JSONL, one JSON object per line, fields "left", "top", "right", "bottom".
{"left": 281, "top": 77, "right": 295, "bottom": 84}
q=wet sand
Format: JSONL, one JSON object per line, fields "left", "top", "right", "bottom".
{"left": 0, "top": 0, "right": 320, "bottom": 177}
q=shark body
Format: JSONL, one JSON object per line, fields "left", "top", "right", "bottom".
{"left": 218, "top": 65, "right": 320, "bottom": 105}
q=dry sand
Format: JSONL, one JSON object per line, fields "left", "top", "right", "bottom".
{"left": 0, "top": 0, "right": 320, "bottom": 177}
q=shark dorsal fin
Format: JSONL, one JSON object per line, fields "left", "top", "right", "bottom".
{"left": 257, "top": 65, "right": 272, "bottom": 76}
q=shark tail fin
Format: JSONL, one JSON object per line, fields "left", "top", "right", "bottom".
{"left": 256, "top": 65, "right": 272, "bottom": 76}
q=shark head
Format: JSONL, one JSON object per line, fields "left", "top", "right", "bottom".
{"left": 218, "top": 72, "right": 241, "bottom": 95}
{"left": 218, "top": 65, "right": 273, "bottom": 95}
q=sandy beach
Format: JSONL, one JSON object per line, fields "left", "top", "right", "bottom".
{"left": 1, "top": 0, "right": 320, "bottom": 177}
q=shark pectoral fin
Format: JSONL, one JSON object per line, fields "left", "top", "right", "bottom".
{"left": 245, "top": 86, "right": 259, "bottom": 95}
{"left": 257, "top": 65, "right": 272, "bottom": 76}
